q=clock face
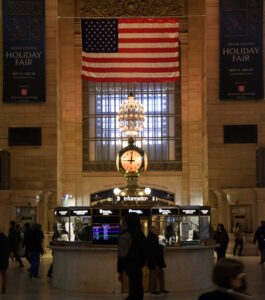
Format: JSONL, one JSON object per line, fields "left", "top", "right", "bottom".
{"left": 121, "top": 150, "right": 142, "bottom": 172}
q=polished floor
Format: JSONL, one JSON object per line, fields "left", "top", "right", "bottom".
{"left": 1, "top": 255, "right": 265, "bottom": 300}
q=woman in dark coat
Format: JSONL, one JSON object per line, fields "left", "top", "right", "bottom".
{"left": 0, "top": 232, "right": 9, "bottom": 294}
{"left": 214, "top": 224, "right": 229, "bottom": 261}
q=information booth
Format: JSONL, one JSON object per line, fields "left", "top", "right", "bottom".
{"left": 51, "top": 203, "right": 216, "bottom": 294}
{"left": 53, "top": 204, "right": 211, "bottom": 246}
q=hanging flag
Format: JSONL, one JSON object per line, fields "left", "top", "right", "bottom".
{"left": 81, "top": 18, "right": 179, "bottom": 82}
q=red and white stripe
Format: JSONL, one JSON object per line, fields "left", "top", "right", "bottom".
{"left": 81, "top": 18, "right": 180, "bottom": 82}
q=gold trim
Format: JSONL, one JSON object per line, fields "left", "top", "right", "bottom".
{"left": 79, "top": 0, "right": 186, "bottom": 17}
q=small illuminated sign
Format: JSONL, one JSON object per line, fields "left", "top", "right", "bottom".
{"left": 152, "top": 208, "right": 179, "bottom": 215}
{"left": 180, "top": 207, "right": 199, "bottom": 216}
{"left": 200, "top": 207, "right": 211, "bottom": 216}
{"left": 128, "top": 209, "right": 143, "bottom": 215}
{"left": 183, "top": 209, "right": 196, "bottom": 214}
{"left": 159, "top": 209, "right": 172, "bottom": 215}
{"left": 118, "top": 195, "right": 156, "bottom": 201}
{"left": 99, "top": 209, "right": 113, "bottom": 216}
{"left": 73, "top": 210, "right": 88, "bottom": 215}
{"left": 121, "top": 208, "right": 150, "bottom": 217}
{"left": 58, "top": 210, "right": 68, "bottom": 216}
{"left": 125, "top": 196, "right": 148, "bottom": 201}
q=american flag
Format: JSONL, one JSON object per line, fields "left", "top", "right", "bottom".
{"left": 81, "top": 18, "right": 180, "bottom": 82}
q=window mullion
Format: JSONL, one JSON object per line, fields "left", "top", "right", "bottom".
{"left": 147, "top": 82, "right": 150, "bottom": 160}
{"left": 154, "top": 83, "right": 157, "bottom": 161}
{"left": 160, "top": 82, "right": 163, "bottom": 161}
{"left": 100, "top": 82, "right": 103, "bottom": 161}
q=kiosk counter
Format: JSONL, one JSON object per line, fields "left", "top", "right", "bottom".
{"left": 50, "top": 204, "right": 216, "bottom": 293}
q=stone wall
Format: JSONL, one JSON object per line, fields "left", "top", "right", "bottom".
{"left": 0, "top": 0, "right": 57, "bottom": 233}
{"left": 205, "top": 0, "right": 265, "bottom": 249}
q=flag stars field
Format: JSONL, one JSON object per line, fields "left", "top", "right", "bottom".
{"left": 81, "top": 18, "right": 180, "bottom": 82}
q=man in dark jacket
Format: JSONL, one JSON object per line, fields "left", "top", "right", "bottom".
{"left": 29, "top": 224, "right": 44, "bottom": 278}
{"left": 253, "top": 220, "right": 265, "bottom": 264}
{"left": 118, "top": 213, "right": 147, "bottom": 300}
{"left": 23, "top": 223, "right": 32, "bottom": 265}
{"left": 8, "top": 221, "right": 24, "bottom": 268}
{"left": 147, "top": 226, "right": 168, "bottom": 295}
{"left": 0, "top": 232, "right": 9, "bottom": 294}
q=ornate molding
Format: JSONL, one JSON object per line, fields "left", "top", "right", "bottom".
{"left": 79, "top": 0, "right": 186, "bottom": 17}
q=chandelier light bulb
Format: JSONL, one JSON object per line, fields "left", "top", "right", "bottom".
{"left": 113, "top": 188, "right": 121, "bottom": 195}
{"left": 144, "top": 187, "right": 151, "bottom": 195}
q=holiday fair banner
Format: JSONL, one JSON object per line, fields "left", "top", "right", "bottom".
{"left": 219, "top": 0, "right": 263, "bottom": 100}
{"left": 2, "top": 0, "right": 45, "bottom": 103}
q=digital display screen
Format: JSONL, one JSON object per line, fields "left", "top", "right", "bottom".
{"left": 92, "top": 224, "right": 119, "bottom": 244}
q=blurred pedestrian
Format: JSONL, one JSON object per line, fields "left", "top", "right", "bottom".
{"left": 198, "top": 258, "right": 251, "bottom": 300}
{"left": 0, "top": 232, "right": 9, "bottom": 294}
{"left": 118, "top": 213, "right": 147, "bottom": 300}
{"left": 147, "top": 226, "right": 168, "bottom": 295}
{"left": 8, "top": 221, "right": 24, "bottom": 268}
{"left": 29, "top": 224, "right": 44, "bottom": 279}
{"left": 214, "top": 224, "right": 229, "bottom": 261}
{"left": 233, "top": 223, "right": 244, "bottom": 256}
{"left": 253, "top": 220, "right": 265, "bottom": 264}
{"left": 16, "top": 224, "right": 24, "bottom": 259}
{"left": 23, "top": 223, "right": 32, "bottom": 265}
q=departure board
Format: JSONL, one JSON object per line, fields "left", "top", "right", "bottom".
{"left": 92, "top": 224, "right": 119, "bottom": 244}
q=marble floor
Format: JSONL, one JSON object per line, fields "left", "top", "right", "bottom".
{"left": 1, "top": 255, "right": 265, "bottom": 300}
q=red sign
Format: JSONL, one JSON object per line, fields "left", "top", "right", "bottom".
{"left": 20, "top": 88, "right": 28, "bottom": 96}
{"left": 237, "top": 85, "right": 245, "bottom": 93}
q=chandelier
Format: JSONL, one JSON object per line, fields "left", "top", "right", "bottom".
{"left": 118, "top": 92, "right": 145, "bottom": 137}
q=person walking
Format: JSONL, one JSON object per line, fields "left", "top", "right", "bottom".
{"left": 29, "top": 224, "right": 44, "bottom": 278}
{"left": 0, "top": 232, "right": 9, "bottom": 294}
{"left": 8, "top": 221, "right": 24, "bottom": 268}
{"left": 214, "top": 224, "right": 229, "bottom": 261}
{"left": 233, "top": 223, "right": 244, "bottom": 256}
{"left": 253, "top": 220, "right": 265, "bottom": 264}
{"left": 16, "top": 224, "right": 24, "bottom": 258}
{"left": 147, "top": 226, "right": 168, "bottom": 295}
{"left": 198, "top": 258, "right": 251, "bottom": 300}
{"left": 23, "top": 223, "right": 32, "bottom": 265}
{"left": 118, "top": 213, "right": 147, "bottom": 300}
